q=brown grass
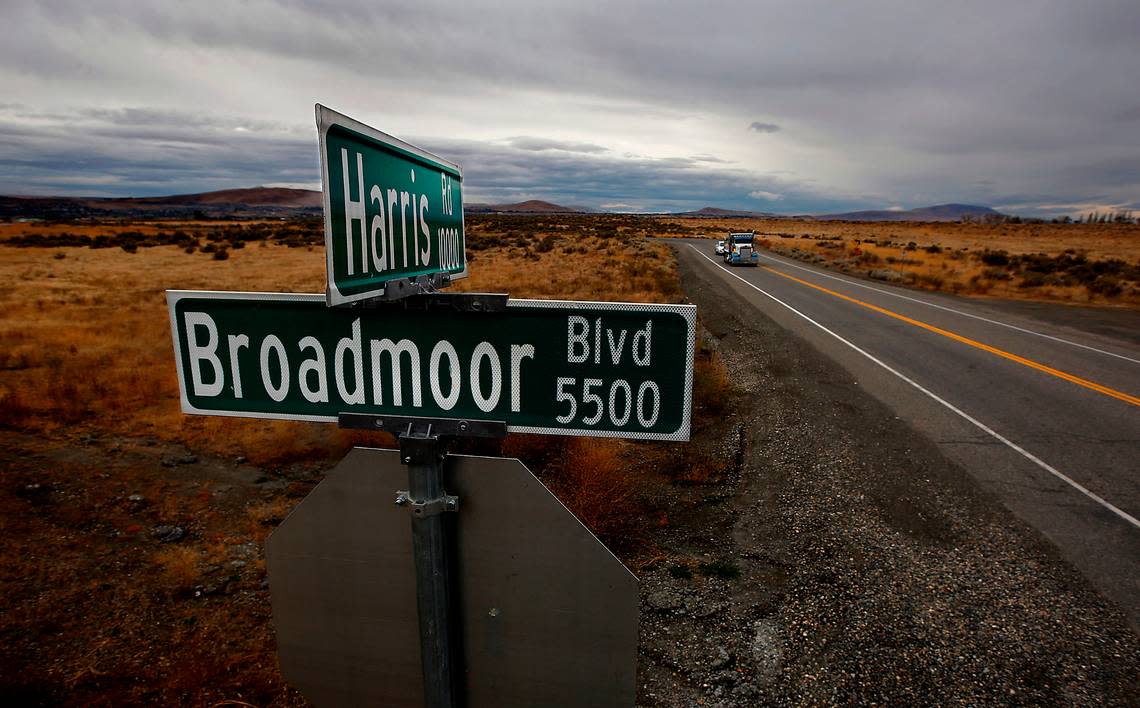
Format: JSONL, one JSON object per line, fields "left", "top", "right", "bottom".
{"left": 455, "top": 217, "right": 683, "bottom": 302}
{"left": 692, "top": 341, "right": 731, "bottom": 419}
{"left": 546, "top": 438, "right": 642, "bottom": 544}
{"left": 244, "top": 497, "right": 295, "bottom": 543}
{"left": 153, "top": 545, "right": 203, "bottom": 592}
{"left": 0, "top": 234, "right": 392, "bottom": 463}
{"left": 661, "top": 216, "right": 1140, "bottom": 261}
{"left": 0, "top": 213, "right": 729, "bottom": 519}
{"left": 0, "top": 215, "right": 727, "bottom": 480}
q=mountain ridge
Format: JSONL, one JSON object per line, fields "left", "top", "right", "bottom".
{"left": 1, "top": 187, "right": 1005, "bottom": 223}
{"left": 463, "top": 199, "right": 581, "bottom": 214}
{"left": 811, "top": 203, "right": 1003, "bottom": 222}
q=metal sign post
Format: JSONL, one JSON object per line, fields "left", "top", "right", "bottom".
{"left": 340, "top": 414, "right": 508, "bottom": 708}
{"left": 400, "top": 428, "right": 457, "bottom": 708}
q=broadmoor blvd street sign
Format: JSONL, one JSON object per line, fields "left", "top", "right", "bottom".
{"left": 168, "top": 290, "right": 695, "bottom": 441}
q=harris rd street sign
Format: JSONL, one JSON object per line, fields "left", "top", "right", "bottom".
{"left": 317, "top": 104, "right": 467, "bottom": 306}
{"left": 167, "top": 291, "right": 695, "bottom": 440}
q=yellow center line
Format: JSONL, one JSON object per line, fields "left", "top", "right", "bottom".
{"left": 762, "top": 265, "right": 1140, "bottom": 408}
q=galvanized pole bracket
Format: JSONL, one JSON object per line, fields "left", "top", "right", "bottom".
{"left": 339, "top": 413, "right": 509, "bottom": 440}
{"left": 349, "top": 272, "right": 451, "bottom": 303}
{"left": 395, "top": 491, "right": 459, "bottom": 516}
{"left": 351, "top": 289, "right": 509, "bottom": 313}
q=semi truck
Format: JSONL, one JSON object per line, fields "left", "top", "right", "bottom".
{"left": 723, "top": 232, "right": 759, "bottom": 266}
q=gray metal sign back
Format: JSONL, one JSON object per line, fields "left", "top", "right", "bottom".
{"left": 266, "top": 448, "right": 638, "bottom": 707}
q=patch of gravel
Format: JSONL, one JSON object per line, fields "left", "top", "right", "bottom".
{"left": 635, "top": 250, "right": 1140, "bottom": 706}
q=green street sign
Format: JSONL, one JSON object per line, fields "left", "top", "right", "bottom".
{"left": 167, "top": 291, "right": 695, "bottom": 441}
{"left": 317, "top": 104, "right": 467, "bottom": 306}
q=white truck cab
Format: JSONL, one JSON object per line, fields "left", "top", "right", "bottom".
{"left": 723, "top": 232, "right": 759, "bottom": 266}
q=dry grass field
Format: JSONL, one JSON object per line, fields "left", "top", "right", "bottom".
{"left": 0, "top": 214, "right": 728, "bottom": 705}
{"left": 668, "top": 217, "right": 1140, "bottom": 307}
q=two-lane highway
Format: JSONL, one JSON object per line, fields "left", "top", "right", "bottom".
{"left": 672, "top": 240, "right": 1140, "bottom": 629}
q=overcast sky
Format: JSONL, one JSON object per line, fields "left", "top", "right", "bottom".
{"left": 2, "top": 0, "right": 1138, "bottom": 215}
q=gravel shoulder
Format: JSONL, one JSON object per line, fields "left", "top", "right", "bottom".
{"left": 633, "top": 253, "right": 1140, "bottom": 706}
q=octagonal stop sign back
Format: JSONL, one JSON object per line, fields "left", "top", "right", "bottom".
{"left": 265, "top": 447, "right": 638, "bottom": 707}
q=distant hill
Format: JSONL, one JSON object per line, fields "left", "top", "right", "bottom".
{"left": 813, "top": 203, "right": 1003, "bottom": 222}
{"left": 464, "top": 199, "right": 581, "bottom": 214}
{"left": 0, "top": 187, "right": 322, "bottom": 219}
{"left": 671, "top": 203, "right": 1003, "bottom": 222}
{"left": 2, "top": 188, "right": 585, "bottom": 219}
{"left": 673, "top": 207, "right": 783, "bottom": 218}
{"left": 123, "top": 187, "right": 322, "bottom": 208}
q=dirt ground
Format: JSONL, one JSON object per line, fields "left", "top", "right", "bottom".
{"left": 0, "top": 427, "right": 312, "bottom": 705}
{"left": 0, "top": 219, "right": 694, "bottom": 705}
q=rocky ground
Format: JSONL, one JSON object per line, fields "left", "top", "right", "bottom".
{"left": 632, "top": 255, "right": 1140, "bottom": 706}
{"left": 0, "top": 430, "right": 313, "bottom": 705}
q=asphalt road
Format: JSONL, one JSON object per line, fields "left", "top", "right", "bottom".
{"left": 671, "top": 239, "right": 1140, "bottom": 630}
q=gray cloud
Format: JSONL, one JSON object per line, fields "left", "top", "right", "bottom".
{"left": 505, "top": 137, "right": 608, "bottom": 154}
{"left": 1114, "top": 106, "right": 1140, "bottom": 123}
{"left": 691, "top": 154, "right": 731, "bottom": 164}
{"left": 0, "top": 102, "right": 856, "bottom": 213}
{"left": 423, "top": 136, "right": 854, "bottom": 213}
{"left": 1, "top": 1, "right": 1139, "bottom": 215}
{"left": 0, "top": 105, "right": 315, "bottom": 196}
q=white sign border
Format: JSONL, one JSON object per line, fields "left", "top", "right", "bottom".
{"left": 167, "top": 290, "right": 694, "bottom": 441}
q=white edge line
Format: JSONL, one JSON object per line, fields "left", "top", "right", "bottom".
{"left": 753, "top": 249, "right": 1140, "bottom": 365}
{"left": 687, "top": 245, "right": 1140, "bottom": 530}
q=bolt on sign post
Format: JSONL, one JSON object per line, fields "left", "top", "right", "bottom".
{"left": 317, "top": 104, "right": 467, "bottom": 306}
